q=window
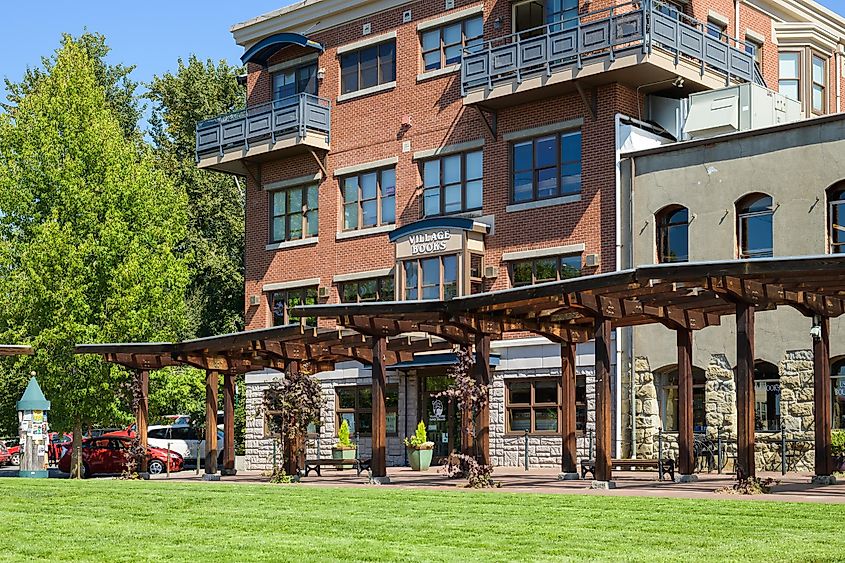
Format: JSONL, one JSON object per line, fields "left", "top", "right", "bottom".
{"left": 833, "top": 359, "right": 845, "bottom": 430}
{"left": 505, "top": 377, "right": 587, "bottom": 434}
{"left": 745, "top": 38, "right": 763, "bottom": 70}
{"left": 656, "top": 206, "right": 689, "bottom": 263}
{"left": 514, "top": 0, "right": 545, "bottom": 35}
{"left": 737, "top": 194, "right": 773, "bottom": 258}
{"left": 265, "top": 410, "right": 321, "bottom": 438}
{"left": 657, "top": 366, "right": 707, "bottom": 433}
{"left": 753, "top": 361, "right": 780, "bottom": 432}
{"left": 269, "top": 184, "right": 319, "bottom": 243}
{"left": 655, "top": 0, "right": 685, "bottom": 19}
{"left": 779, "top": 52, "right": 800, "bottom": 101}
{"left": 340, "top": 41, "right": 396, "bottom": 95}
{"left": 341, "top": 168, "right": 396, "bottom": 230}
{"left": 812, "top": 54, "right": 827, "bottom": 114}
{"left": 828, "top": 184, "right": 845, "bottom": 254}
{"left": 511, "top": 130, "right": 581, "bottom": 203}
{"left": 336, "top": 385, "right": 398, "bottom": 436}
{"left": 402, "top": 255, "right": 458, "bottom": 300}
{"left": 272, "top": 63, "right": 317, "bottom": 100}
{"left": 270, "top": 287, "right": 317, "bottom": 326}
{"left": 707, "top": 20, "right": 727, "bottom": 42}
{"left": 421, "top": 16, "right": 483, "bottom": 72}
{"left": 422, "top": 150, "right": 483, "bottom": 217}
{"left": 511, "top": 254, "right": 581, "bottom": 287}
{"left": 546, "top": 0, "right": 579, "bottom": 31}
{"left": 340, "top": 276, "right": 395, "bottom": 302}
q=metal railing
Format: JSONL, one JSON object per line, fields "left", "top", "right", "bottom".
{"left": 195, "top": 93, "right": 331, "bottom": 159}
{"left": 461, "top": 0, "right": 764, "bottom": 96}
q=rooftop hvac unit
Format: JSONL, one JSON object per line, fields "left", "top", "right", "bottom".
{"left": 682, "top": 82, "right": 802, "bottom": 140}
{"left": 483, "top": 265, "right": 499, "bottom": 279}
{"left": 318, "top": 286, "right": 331, "bottom": 299}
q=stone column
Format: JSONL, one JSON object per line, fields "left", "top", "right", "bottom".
{"left": 633, "top": 357, "right": 660, "bottom": 459}
{"left": 780, "top": 349, "right": 815, "bottom": 473}
{"left": 705, "top": 354, "right": 737, "bottom": 447}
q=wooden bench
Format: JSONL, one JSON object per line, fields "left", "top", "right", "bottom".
{"left": 580, "top": 458, "right": 675, "bottom": 481}
{"left": 302, "top": 458, "right": 370, "bottom": 477}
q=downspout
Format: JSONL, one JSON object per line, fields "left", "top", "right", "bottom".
{"left": 614, "top": 113, "right": 625, "bottom": 459}
{"left": 734, "top": 0, "right": 740, "bottom": 49}
{"left": 836, "top": 48, "right": 842, "bottom": 113}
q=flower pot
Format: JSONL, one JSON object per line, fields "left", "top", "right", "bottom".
{"left": 408, "top": 447, "right": 433, "bottom": 471}
{"left": 332, "top": 446, "right": 356, "bottom": 470}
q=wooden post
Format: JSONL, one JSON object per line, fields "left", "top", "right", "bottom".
{"left": 736, "top": 302, "right": 756, "bottom": 479}
{"left": 475, "top": 333, "right": 492, "bottom": 465}
{"left": 677, "top": 329, "right": 694, "bottom": 477}
{"left": 283, "top": 361, "right": 300, "bottom": 476}
{"left": 561, "top": 341, "right": 578, "bottom": 475}
{"left": 594, "top": 317, "right": 613, "bottom": 482}
{"left": 814, "top": 316, "right": 832, "bottom": 477}
{"left": 371, "top": 336, "right": 388, "bottom": 480}
{"left": 222, "top": 372, "right": 237, "bottom": 476}
{"left": 204, "top": 370, "right": 219, "bottom": 477}
{"left": 136, "top": 369, "right": 149, "bottom": 475}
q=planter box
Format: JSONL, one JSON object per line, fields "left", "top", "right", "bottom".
{"left": 332, "top": 447, "right": 356, "bottom": 470}
{"left": 408, "top": 447, "right": 433, "bottom": 471}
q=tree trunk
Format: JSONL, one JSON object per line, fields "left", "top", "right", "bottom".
{"left": 71, "top": 420, "right": 83, "bottom": 479}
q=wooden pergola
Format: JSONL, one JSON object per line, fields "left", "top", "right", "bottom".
{"left": 75, "top": 325, "right": 451, "bottom": 477}
{"left": 0, "top": 345, "right": 34, "bottom": 356}
{"left": 295, "top": 255, "right": 845, "bottom": 483}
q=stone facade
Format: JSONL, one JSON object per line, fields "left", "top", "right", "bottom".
{"left": 633, "top": 358, "right": 660, "bottom": 459}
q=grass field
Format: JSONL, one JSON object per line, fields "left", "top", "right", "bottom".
{"left": 1, "top": 479, "right": 844, "bottom": 562}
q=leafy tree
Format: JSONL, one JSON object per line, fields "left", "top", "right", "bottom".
{"left": 147, "top": 56, "right": 245, "bottom": 337}
{"left": 0, "top": 38, "right": 189, "bottom": 476}
{"left": 264, "top": 369, "right": 324, "bottom": 474}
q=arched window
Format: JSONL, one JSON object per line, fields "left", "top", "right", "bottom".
{"left": 656, "top": 206, "right": 689, "bottom": 263}
{"left": 832, "top": 359, "right": 845, "bottom": 429}
{"left": 753, "top": 361, "right": 780, "bottom": 431}
{"left": 737, "top": 194, "right": 773, "bottom": 258}
{"left": 656, "top": 365, "right": 706, "bottom": 432}
{"left": 828, "top": 184, "right": 845, "bottom": 254}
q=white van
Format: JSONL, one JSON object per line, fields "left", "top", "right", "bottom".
{"left": 147, "top": 425, "right": 224, "bottom": 467}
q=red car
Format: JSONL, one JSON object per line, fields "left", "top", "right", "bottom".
{"left": 3, "top": 439, "right": 21, "bottom": 466}
{"left": 0, "top": 443, "right": 10, "bottom": 466}
{"left": 58, "top": 436, "right": 183, "bottom": 477}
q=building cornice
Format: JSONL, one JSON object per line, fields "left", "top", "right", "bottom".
{"left": 749, "top": 0, "right": 845, "bottom": 45}
{"left": 774, "top": 21, "right": 839, "bottom": 52}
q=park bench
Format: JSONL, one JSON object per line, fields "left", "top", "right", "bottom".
{"left": 302, "top": 457, "right": 370, "bottom": 477}
{"left": 580, "top": 458, "right": 675, "bottom": 481}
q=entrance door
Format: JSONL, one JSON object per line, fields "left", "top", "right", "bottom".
{"left": 421, "top": 375, "right": 460, "bottom": 463}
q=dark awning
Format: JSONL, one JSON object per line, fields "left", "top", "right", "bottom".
{"left": 241, "top": 33, "right": 324, "bottom": 66}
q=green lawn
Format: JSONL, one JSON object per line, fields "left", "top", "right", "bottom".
{"left": 1, "top": 479, "right": 843, "bottom": 562}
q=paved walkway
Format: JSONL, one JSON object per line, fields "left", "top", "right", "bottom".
{"left": 149, "top": 466, "right": 845, "bottom": 503}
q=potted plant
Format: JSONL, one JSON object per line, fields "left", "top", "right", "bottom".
{"left": 332, "top": 419, "right": 356, "bottom": 469}
{"left": 404, "top": 421, "right": 435, "bottom": 471}
{"left": 832, "top": 430, "right": 845, "bottom": 471}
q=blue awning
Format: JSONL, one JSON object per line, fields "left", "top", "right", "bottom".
{"left": 388, "top": 352, "right": 500, "bottom": 370}
{"left": 241, "top": 33, "right": 324, "bottom": 66}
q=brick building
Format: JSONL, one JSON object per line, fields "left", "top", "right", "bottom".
{"left": 194, "top": 0, "right": 845, "bottom": 470}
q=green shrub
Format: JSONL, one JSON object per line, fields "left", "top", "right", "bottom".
{"left": 404, "top": 421, "right": 432, "bottom": 449}
{"left": 335, "top": 419, "right": 353, "bottom": 448}
{"left": 832, "top": 430, "right": 845, "bottom": 456}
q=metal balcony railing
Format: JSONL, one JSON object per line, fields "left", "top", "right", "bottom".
{"left": 195, "top": 93, "right": 331, "bottom": 159}
{"left": 461, "top": 0, "right": 764, "bottom": 96}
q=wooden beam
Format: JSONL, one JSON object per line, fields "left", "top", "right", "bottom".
{"left": 736, "top": 303, "right": 756, "bottom": 479}
{"left": 205, "top": 370, "right": 219, "bottom": 476}
{"left": 371, "top": 336, "right": 388, "bottom": 478}
{"left": 561, "top": 341, "right": 578, "bottom": 474}
{"left": 222, "top": 373, "right": 236, "bottom": 476}
{"left": 594, "top": 316, "right": 613, "bottom": 482}
{"left": 137, "top": 370, "right": 149, "bottom": 475}
{"left": 677, "top": 329, "right": 694, "bottom": 477}
{"left": 814, "top": 316, "right": 832, "bottom": 477}
{"left": 475, "top": 334, "right": 491, "bottom": 465}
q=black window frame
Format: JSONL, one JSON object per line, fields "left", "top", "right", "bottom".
{"left": 656, "top": 205, "right": 689, "bottom": 263}
{"left": 335, "top": 385, "right": 399, "bottom": 437}
{"left": 270, "top": 287, "right": 318, "bottom": 326}
{"left": 269, "top": 184, "right": 319, "bottom": 244}
{"left": 341, "top": 167, "right": 396, "bottom": 231}
{"left": 420, "top": 15, "right": 484, "bottom": 72}
{"left": 421, "top": 150, "right": 483, "bottom": 217}
{"left": 737, "top": 193, "right": 774, "bottom": 259}
{"left": 510, "top": 254, "right": 582, "bottom": 287}
{"left": 753, "top": 361, "right": 781, "bottom": 432}
{"left": 271, "top": 62, "right": 318, "bottom": 101}
{"left": 340, "top": 276, "right": 395, "bottom": 303}
{"left": 340, "top": 41, "right": 396, "bottom": 95}
{"left": 510, "top": 130, "right": 582, "bottom": 204}
{"left": 504, "top": 377, "right": 587, "bottom": 435}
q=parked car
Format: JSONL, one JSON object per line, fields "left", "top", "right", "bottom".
{"left": 3, "top": 438, "right": 21, "bottom": 466}
{"left": 146, "top": 425, "right": 224, "bottom": 467}
{"left": 48, "top": 433, "right": 72, "bottom": 464}
{"left": 57, "top": 436, "right": 183, "bottom": 477}
{"left": 0, "top": 443, "right": 10, "bottom": 466}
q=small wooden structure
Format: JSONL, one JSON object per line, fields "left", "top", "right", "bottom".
{"left": 78, "top": 255, "right": 845, "bottom": 484}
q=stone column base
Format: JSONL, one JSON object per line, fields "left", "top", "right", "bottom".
{"left": 557, "top": 472, "right": 581, "bottom": 480}
{"left": 674, "top": 474, "right": 698, "bottom": 483}
{"left": 590, "top": 480, "right": 617, "bottom": 490}
{"left": 201, "top": 473, "right": 221, "bottom": 481}
{"left": 221, "top": 468, "right": 238, "bottom": 476}
{"left": 811, "top": 475, "right": 837, "bottom": 485}
{"left": 368, "top": 475, "right": 391, "bottom": 485}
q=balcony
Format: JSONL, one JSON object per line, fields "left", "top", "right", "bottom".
{"left": 461, "top": 0, "right": 765, "bottom": 107}
{"left": 195, "top": 93, "right": 331, "bottom": 175}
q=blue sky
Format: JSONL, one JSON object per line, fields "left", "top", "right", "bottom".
{"left": 2, "top": 0, "right": 845, "bottom": 127}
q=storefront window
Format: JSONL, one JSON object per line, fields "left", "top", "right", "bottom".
{"left": 657, "top": 366, "right": 707, "bottom": 432}
{"left": 402, "top": 254, "right": 458, "bottom": 300}
{"left": 832, "top": 360, "right": 845, "bottom": 429}
{"left": 335, "top": 385, "right": 398, "bottom": 436}
{"left": 753, "top": 361, "right": 780, "bottom": 432}
{"left": 505, "top": 376, "right": 586, "bottom": 434}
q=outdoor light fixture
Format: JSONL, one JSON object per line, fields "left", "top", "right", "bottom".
{"left": 810, "top": 315, "right": 823, "bottom": 340}
{"left": 494, "top": 16, "right": 503, "bottom": 29}
{"left": 672, "top": 76, "right": 684, "bottom": 88}
{"left": 317, "top": 67, "right": 326, "bottom": 81}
